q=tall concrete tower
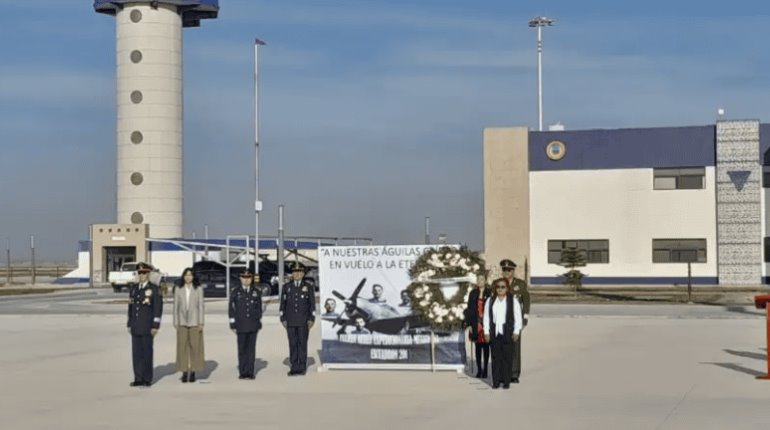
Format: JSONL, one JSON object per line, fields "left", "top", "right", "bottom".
{"left": 94, "top": 1, "right": 219, "bottom": 238}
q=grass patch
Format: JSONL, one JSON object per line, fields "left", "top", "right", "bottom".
{"left": 0, "top": 289, "right": 55, "bottom": 296}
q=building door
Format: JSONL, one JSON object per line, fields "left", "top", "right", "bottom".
{"left": 105, "top": 247, "right": 136, "bottom": 272}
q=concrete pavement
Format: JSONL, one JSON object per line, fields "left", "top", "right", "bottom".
{"left": 1, "top": 305, "right": 769, "bottom": 429}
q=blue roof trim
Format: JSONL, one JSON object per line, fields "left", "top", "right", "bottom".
{"left": 531, "top": 276, "right": 718, "bottom": 285}
{"left": 149, "top": 239, "right": 335, "bottom": 252}
{"left": 529, "top": 125, "right": 716, "bottom": 171}
{"left": 94, "top": 1, "right": 219, "bottom": 27}
{"left": 53, "top": 277, "right": 90, "bottom": 285}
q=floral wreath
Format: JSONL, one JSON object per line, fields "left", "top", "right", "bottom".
{"left": 406, "top": 246, "right": 487, "bottom": 331}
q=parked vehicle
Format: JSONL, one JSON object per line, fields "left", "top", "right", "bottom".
{"left": 257, "top": 260, "right": 318, "bottom": 295}
{"left": 191, "top": 259, "right": 316, "bottom": 296}
{"left": 192, "top": 261, "right": 269, "bottom": 298}
{"left": 109, "top": 262, "right": 167, "bottom": 294}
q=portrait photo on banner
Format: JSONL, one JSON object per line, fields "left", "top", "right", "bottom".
{"left": 318, "top": 245, "right": 466, "bottom": 367}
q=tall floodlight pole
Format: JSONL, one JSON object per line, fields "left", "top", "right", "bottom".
{"left": 528, "top": 16, "right": 554, "bottom": 131}
{"left": 254, "top": 38, "right": 266, "bottom": 274}
{"left": 5, "top": 238, "right": 10, "bottom": 286}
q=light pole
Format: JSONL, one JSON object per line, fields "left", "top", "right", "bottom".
{"left": 528, "top": 16, "right": 554, "bottom": 131}
{"left": 254, "top": 38, "right": 266, "bottom": 274}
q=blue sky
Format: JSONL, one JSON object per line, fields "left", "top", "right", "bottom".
{"left": 1, "top": 0, "right": 770, "bottom": 261}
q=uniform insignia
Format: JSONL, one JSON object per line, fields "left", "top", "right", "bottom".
{"left": 301, "top": 286, "right": 308, "bottom": 292}
{"left": 145, "top": 289, "right": 152, "bottom": 297}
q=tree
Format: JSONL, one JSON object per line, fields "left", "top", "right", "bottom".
{"left": 559, "top": 246, "right": 587, "bottom": 291}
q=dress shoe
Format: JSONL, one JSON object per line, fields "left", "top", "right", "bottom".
{"left": 287, "top": 370, "right": 296, "bottom": 376}
{"left": 298, "top": 370, "right": 306, "bottom": 376}
{"left": 130, "top": 381, "right": 142, "bottom": 387}
{"left": 503, "top": 384, "right": 510, "bottom": 389}
{"left": 482, "top": 370, "right": 488, "bottom": 379}
{"left": 189, "top": 372, "right": 196, "bottom": 383}
{"left": 238, "top": 374, "right": 246, "bottom": 379}
{"left": 512, "top": 378, "right": 520, "bottom": 384}
{"left": 142, "top": 382, "right": 152, "bottom": 387}
{"left": 492, "top": 383, "right": 500, "bottom": 389}
{"left": 181, "top": 372, "right": 189, "bottom": 383}
{"left": 247, "top": 375, "right": 256, "bottom": 380}
{"left": 475, "top": 370, "right": 483, "bottom": 378}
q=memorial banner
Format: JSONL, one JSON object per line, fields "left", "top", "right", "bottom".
{"left": 318, "top": 245, "right": 465, "bottom": 368}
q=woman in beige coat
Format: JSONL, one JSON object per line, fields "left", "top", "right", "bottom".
{"left": 174, "top": 268, "right": 205, "bottom": 383}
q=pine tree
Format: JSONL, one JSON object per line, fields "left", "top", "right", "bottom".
{"left": 560, "top": 246, "right": 587, "bottom": 291}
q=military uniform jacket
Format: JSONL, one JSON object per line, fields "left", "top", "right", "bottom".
{"left": 506, "top": 277, "right": 531, "bottom": 317}
{"left": 127, "top": 282, "right": 162, "bottom": 335}
{"left": 229, "top": 285, "right": 263, "bottom": 332}
{"left": 279, "top": 281, "right": 316, "bottom": 327}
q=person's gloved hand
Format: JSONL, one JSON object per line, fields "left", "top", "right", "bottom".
{"left": 151, "top": 329, "right": 158, "bottom": 337}
{"left": 308, "top": 320, "right": 315, "bottom": 329}
{"left": 127, "top": 327, "right": 131, "bottom": 334}
{"left": 512, "top": 333, "right": 520, "bottom": 342}
{"left": 282, "top": 321, "right": 287, "bottom": 329}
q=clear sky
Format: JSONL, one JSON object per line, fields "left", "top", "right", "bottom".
{"left": 1, "top": 0, "right": 770, "bottom": 262}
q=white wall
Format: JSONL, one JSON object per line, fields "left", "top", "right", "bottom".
{"left": 530, "top": 168, "right": 717, "bottom": 280}
{"left": 150, "top": 251, "right": 194, "bottom": 278}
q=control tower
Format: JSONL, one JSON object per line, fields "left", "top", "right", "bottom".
{"left": 94, "top": 1, "right": 219, "bottom": 238}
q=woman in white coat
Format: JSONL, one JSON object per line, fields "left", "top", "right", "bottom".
{"left": 174, "top": 268, "right": 205, "bottom": 383}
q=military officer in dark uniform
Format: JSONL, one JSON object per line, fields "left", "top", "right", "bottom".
{"left": 127, "top": 262, "right": 162, "bottom": 387}
{"left": 280, "top": 263, "right": 316, "bottom": 376}
{"left": 229, "top": 270, "right": 263, "bottom": 379}
{"left": 501, "top": 259, "right": 530, "bottom": 383}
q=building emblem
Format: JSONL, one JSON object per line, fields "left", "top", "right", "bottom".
{"left": 546, "top": 140, "right": 566, "bottom": 160}
{"left": 727, "top": 170, "right": 751, "bottom": 192}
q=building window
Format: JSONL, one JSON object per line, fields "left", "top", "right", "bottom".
{"left": 131, "top": 212, "right": 144, "bottom": 224}
{"left": 130, "top": 90, "right": 143, "bottom": 104}
{"left": 764, "top": 237, "right": 770, "bottom": 262}
{"left": 130, "top": 172, "right": 143, "bottom": 186}
{"left": 130, "top": 131, "right": 143, "bottom": 144}
{"left": 548, "top": 240, "right": 609, "bottom": 264}
{"left": 653, "top": 167, "right": 705, "bottom": 190}
{"left": 652, "top": 239, "right": 706, "bottom": 263}
{"left": 130, "top": 50, "right": 143, "bottom": 64}
{"left": 130, "top": 10, "right": 142, "bottom": 23}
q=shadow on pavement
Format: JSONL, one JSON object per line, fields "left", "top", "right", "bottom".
{"left": 254, "top": 358, "right": 268, "bottom": 375}
{"left": 724, "top": 349, "right": 766, "bottom": 361}
{"left": 282, "top": 356, "right": 316, "bottom": 369}
{"left": 153, "top": 362, "right": 177, "bottom": 383}
{"left": 704, "top": 362, "right": 764, "bottom": 377}
{"left": 197, "top": 360, "right": 219, "bottom": 380}
{"left": 723, "top": 306, "right": 764, "bottom": 316}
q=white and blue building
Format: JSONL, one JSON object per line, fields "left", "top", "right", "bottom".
{"left": 483, "top": 120, "right": 770, "bottom": 286}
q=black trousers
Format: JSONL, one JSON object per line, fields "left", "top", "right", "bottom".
{"left": 237, "top": 331, "right": 258, "bottom": 376}
{"left": 512, "top": 332, "right": 522, "bottom": 379}
{"left": 475, "top": 342, "right": 490, "bottom": 374}
{"left": 491, "top": 335, "right": 513, "bottom": 385}
{"left": 287, "top": 325, "right": 309, "bottom": 372}
{"left": 131, "top": 334, "right": 154, "bottom": 383}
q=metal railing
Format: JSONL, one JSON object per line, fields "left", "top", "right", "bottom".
{"left": 1, "top": 265, "right": 76, "bottom": 285}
